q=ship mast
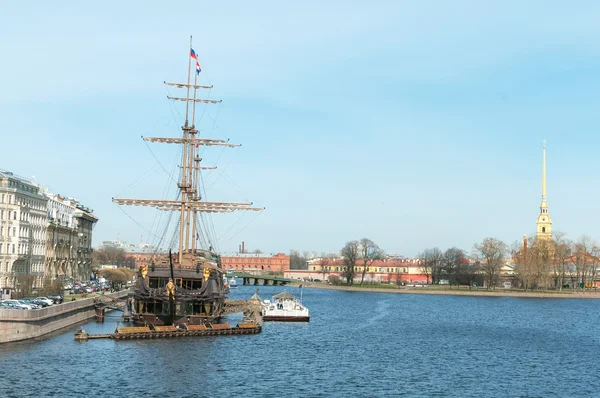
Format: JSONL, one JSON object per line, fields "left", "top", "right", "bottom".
{"left": 113, "top": 36, "right": 263, "bottom": 265}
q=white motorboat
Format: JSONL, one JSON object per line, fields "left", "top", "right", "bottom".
{"left": 229, "top": 277, "right": 238, "bottom": 289}
{"left": 261, "top": 292, "right": 309, "bottom": 322}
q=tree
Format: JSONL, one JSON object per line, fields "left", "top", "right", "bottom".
{"left": 571, "top": 235, "right": 595, "bottom": 288}
{"left": 100, "top": 268, "right": 135, "bottom": 289}
{"left": 442, "top": 247, "right": 466, "bottom": 287}
{"left": 359, "top": 238, "right": 384, "bottom": 286}
{"left": 341, "top": 240, "right": 360, "bottom": 285}
{"left": 512, "top": 237, "right": 536, "bottom": 291}
{"left": 13, "top": 274, "right": 36, "bottom": 299}
{"left": 474, "top": 237, "right": 507, "bottom": 289}
{"left": 419, "top": 247, "right": 443, "bottom": 284}
{"left": 253, "top": 249, "right": 263, "bottom": 254}
{"left": 40, "top": 277, "right": 64, "bottom": 296}
{"left": 289, "top": 250, "right": 308, "bottom": 270}
{"left": 461, "top": 260, "right": 481, "bottom": 289}
{"left": 551, "top": 233, "right": 572, "bottom": 291}
{"left": 93, "top": 247, "right": 126, "bottom": 267}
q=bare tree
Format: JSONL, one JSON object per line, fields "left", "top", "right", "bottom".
{"left": 572, "top": 235, "right": 594, "bottom": 289}
{"left": 289, "top": 250, "right": 308, "bottom": 270}
{"left": 93, "top": 247, "right": 126, "bottom": 267}
{"left": 551, "top": 232, "right": 572, "bottom": 291}
{"left": 359, "top": 238, "right": 384, "bottom": 286}
{"left": 462, "top": 260, "right": 480, "bottom": 289}
{"left": 341, "top": 240, "right": 360, "bottom": 285}
{"left": 442, "top": 247, "right": 466, "bottom": 288}
{"left": 474, "top": 237, "right": 507, "bottom": 290}
{"left": 512, "top": 238, "right": 535, "bottom": 291}
{"left": 419, "top": 248, "right": 443, "bottom": 284}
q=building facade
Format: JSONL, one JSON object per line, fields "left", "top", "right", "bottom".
{"left": 221, "top": 253, "right": 290, "bottom": 273}
{"left": 73, "top": 204, "right": 98, "bottom": 280}
{"left": 0, "top": 169, "right": 99, "bottom": 292}
{"left": 0, "top": 170, "right": 48, "bottom": 289}
{"left": 44, "top": 193, "right": 79, "bottom": 280}
{"left": 294, "top": 257, "right": 431, "bottom": 284}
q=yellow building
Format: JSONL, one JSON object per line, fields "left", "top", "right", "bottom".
{"left": 536, "top": 142, "right": 552, "bottom": 240}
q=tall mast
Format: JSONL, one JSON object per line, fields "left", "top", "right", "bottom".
{"left": 113, "top": 38, "right": 265, "bottom": 266}
{"left": 190, "top": 65, "right": 200, "bottom": 254}
{"left": 185, "top": 59, "right": 200, "bottom": 254}
{"left": 178, "top": 36, "right": 194, "bottom": 264}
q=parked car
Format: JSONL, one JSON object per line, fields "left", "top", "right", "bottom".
{"left": 47, "top": 294, "right": 64, "bottom": 304}
{"left": 2, "top": 299, "right": 35, "bottom": 309}
{"left": 36, "top": 297, "right": 54, "bottom": 306}
{"left": 22, "top": 298, "right": 47, "bottom": 308}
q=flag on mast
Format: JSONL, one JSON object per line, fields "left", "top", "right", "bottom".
{"left": 190, "top": 48, "right": 197, "bottom": 59}
{"left": 196, "top": 60, "right": 201, "bottom": 75}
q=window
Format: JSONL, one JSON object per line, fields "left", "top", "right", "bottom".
{"left": 0, "top": 244, "right": 2, "bottom": 253}
{"left": 12, "top": 227, "right": 16, "bottom": 236}
{"left": 12, "top": 244, "right": 15, "bottom": 254}
{"left": 542, "top": 227, "right": 546, "bottom": 233}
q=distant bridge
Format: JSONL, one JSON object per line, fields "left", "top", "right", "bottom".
{"left": 226, "top": 273, "right": 293, "bottom": 286}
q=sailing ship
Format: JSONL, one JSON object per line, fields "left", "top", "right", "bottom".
{"left": 113, "top": 37, "right": 263, "bottom": 327}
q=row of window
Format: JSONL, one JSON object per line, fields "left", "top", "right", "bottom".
{"left": 0, "top": 209, "right": 47, "bottom": 225}
{"left": 312, "top": 266, "right": 409, "bottom": 273}
{"left": 0, "top": 242, "right": 45, "bottom": 255}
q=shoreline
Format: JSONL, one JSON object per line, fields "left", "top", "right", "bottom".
{"left": 300, "top": 284, "right": 600, "bottom": 299}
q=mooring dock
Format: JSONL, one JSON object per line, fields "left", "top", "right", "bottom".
{"left": 75, "top": 322, "right": 261, "bottom": 341}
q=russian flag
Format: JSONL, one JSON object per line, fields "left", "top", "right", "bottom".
{"left": 196, "top": 60, "right": 201, "bottom": 75}
{"left": 190, "top": 48, "right": 197, "bottom": 59}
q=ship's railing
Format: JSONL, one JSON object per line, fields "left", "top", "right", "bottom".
{"left": 139, "top": 286, "right": 224, "bottom": 299}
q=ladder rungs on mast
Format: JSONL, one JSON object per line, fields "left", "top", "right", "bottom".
{"left": 167, "top": 96, "right": 222, "bottom": 104}
{"left": 164, "top": 81, "right": 213, "bottom": 89}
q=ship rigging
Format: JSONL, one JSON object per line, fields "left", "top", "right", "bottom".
{"left": 112, "top": 36, "right": 263, "bottom": 326}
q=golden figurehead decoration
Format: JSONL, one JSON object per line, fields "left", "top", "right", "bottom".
{"left": 166, "top": 278, "right": 175, "bottom": 298}
{"left": 139, "top": 264, "right": 148, "bottom": 279}
{"left": 203, "top": 267, "right": 211, "bottom": 281}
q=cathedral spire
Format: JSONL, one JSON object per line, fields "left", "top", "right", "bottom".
{"left": 542, "top": 140, "right": 546, "bottom": 201}
{"left": 536, "top": 141, "right": 552, "bottom": 239}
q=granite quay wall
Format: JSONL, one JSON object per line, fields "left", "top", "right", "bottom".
{"left": 0, "top": 291, "right": 128, "bottom": 344}
{"left": 304, "top": 284, "right": 600, "bottom": 299}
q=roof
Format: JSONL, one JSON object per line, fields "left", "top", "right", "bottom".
{"left": 272, "top": 292, "right": 296, "bottom": 300}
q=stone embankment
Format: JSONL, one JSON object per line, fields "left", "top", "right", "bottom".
{"left": 0, "top": 291, "right": 128, "bottom": 344}
{"left": 304, "top": 284, "right": 600, "bottom": 299}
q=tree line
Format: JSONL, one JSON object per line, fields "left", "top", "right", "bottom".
{"left": 419, "top": 234, "right": 600, "bottom": 291}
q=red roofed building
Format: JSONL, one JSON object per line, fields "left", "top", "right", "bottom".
{"left": 221, "top": 252, "right": 290, "bottom": 273}
{"left": 285, "top": 257, "right": 431, "bottom": 284}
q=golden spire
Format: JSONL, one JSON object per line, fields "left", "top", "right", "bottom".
{"left": 536, "top": 141, "right": 552, "bottom": 239}
{"left": 542, "top": 140, "right": 546, "bottom": 200}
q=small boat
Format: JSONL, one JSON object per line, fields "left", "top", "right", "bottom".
{"left": 229, "top": 277, "right": 238, "bottom": 289}
{"left": 261, "top": 292, "right": 309, "bottom": 322}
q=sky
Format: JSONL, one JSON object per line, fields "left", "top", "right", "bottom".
{"left": 1, "top": 1, "right": 600, "bottom": 257}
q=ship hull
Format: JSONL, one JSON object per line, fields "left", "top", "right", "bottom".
{"left": 262, "top": 315, "right": 310, "bottom": 322}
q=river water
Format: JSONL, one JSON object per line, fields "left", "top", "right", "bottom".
{"left": 1, "top": 286, "right": 599, "bottom": 397}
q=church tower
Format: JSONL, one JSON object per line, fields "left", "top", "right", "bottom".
{"left": 536, "top": 142, "right": 552, "bottom": 240}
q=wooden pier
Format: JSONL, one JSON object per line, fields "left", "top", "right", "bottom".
{"left": 75, "top": 322, "right": 261, "bottom": 341}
